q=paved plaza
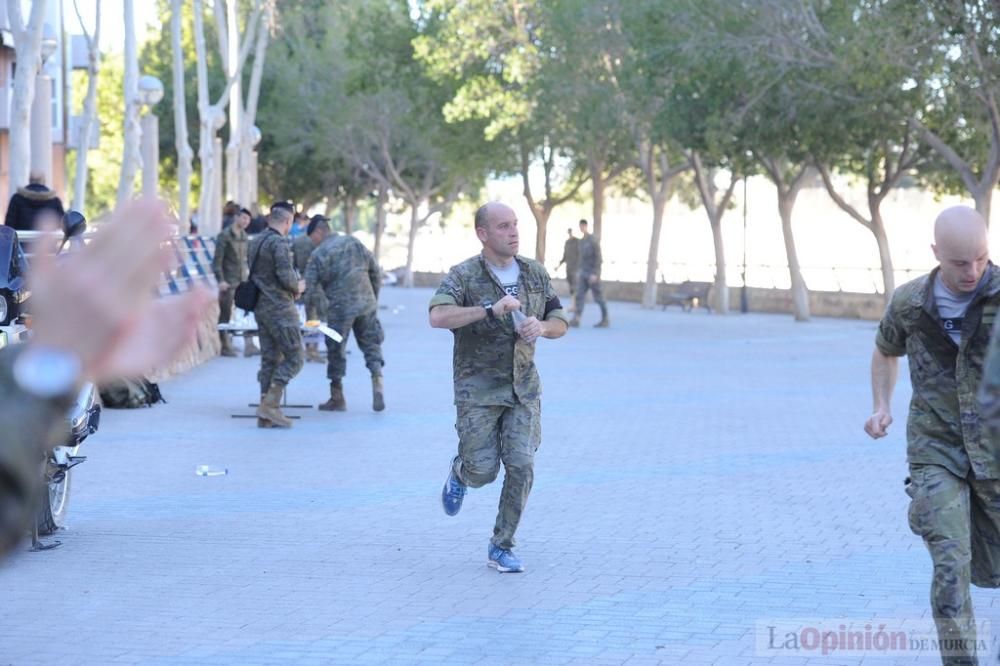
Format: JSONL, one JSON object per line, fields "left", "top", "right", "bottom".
{"left": 1, "top": 287, "right": 996, "bottom": 665}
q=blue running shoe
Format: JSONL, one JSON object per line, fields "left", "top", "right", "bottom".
{"left": 441, "top": 463, "right": 467, "bottom": 516}
{"left": 488, "top": 544, "right": 524, "bottom": 573}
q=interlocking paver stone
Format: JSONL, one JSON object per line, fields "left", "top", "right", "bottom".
{"left": 0, "top": 287, "right": 993, "bottom": 665}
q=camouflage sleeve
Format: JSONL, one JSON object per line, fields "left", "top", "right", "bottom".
{"left": 211, "top": 232, "right": 226, "bottom": 282}
{"left": 979, "top": 318, "right": 1000, "bottom": 440}
{"left": 303, "top": 251, "right": 321, "bottom": 308}
{"left": 364, "top": 242, "right": 382, "bottom": 298}
{"left": 271, "top": 237, "right": 300, "bottom": 295}
{"left": 541, "top": 270, "right": 570, "bottom": 325}
{"left": 875, "top": 292, "right": 907, "bottom": 357}
{"left": 429, "top": 267, "right": 464, "bottom": 310}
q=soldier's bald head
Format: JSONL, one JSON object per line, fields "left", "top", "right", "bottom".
{"left": 474, "top": 202, "right": 515, "bottom": 230}
{"left": 932, "top": 205, "right": 991, "bottom": 293}
{"left": 934, "top": 206, "right": 988, "bottom": 255}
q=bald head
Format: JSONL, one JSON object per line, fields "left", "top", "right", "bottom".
{"left": 474, "top": 202, "right": 515, "bottom": 230}
{"left": 475, "top": 201, "right": 520, "bottom": 263}
{"left": 932, "top": 205, "right": 990, "bottom": 293}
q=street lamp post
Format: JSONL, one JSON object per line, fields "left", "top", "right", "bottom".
{"left": 137, "top": 75, "right": 164, "bottom": 198}
{"left": 30, "top": 24, "right": 58, "bottom": 186}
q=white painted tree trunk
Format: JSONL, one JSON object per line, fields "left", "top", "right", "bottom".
{"left": 71, "top": 0, "right": 101, "bottom": 212}
{"left": 224, "top": 0, "right": 240, "bottom": 202}
{"left": 237, "top": 4, "right": 270, "bottom": 206}
{"left": 7, "top": 0, "right": 49, "bottom": 195}
{"left": 193, "top": 0, "right": 261, "bottom": 234}
{"left": 116, "top": 0, "right": 142, "bottom": 205}
{"left": 170, "top": 0, "right": 194, "bottom": 231}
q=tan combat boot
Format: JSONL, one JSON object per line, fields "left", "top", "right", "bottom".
{"left": 256, "top": 384, "right": 293, "bottom": 428}
{"left": 244, "top": 336, "right": 260, "bottom": 357}
{"left": 318, "top": 381, "right": 347, "bottom": 411}
{"left": 594, "top": 318, "right": 610, "bottom": 328}
{"left": 219, "top": 332, "right": 237, "bottom": 357}
{"left": 372, "top": 375, "right": 385, "bottom": 412}
{"left": 569, "top": 317, "right": 580, "bottom": 328}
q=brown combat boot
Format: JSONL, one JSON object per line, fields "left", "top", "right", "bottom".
{"left": 219, "top": 332, "right": 237, "bottom": 357}
{"left": 244, "top": 336, "right": 260, "bottom": 357}
{"left": 569, "top": 317, "right": 580, "bottom": 328}
{"left": 594, "top": 318, "right": 610, "bottom": 328}
{"left": 256, "top": 384, "right": 293, "bottom": 428}
{"left": 318, "top": 381, "right": 347, "bottom": 411}
{"left": 372, "top": 375, "right": 385, "bottom": 412}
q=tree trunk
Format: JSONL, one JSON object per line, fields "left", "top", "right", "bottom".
{"left": 72, "top": 4, "right": 100, "bottom": 213}
{"left": 224, "top": 0, "right": 240, "bottom": 203}
{"left": 871, "top": 207, "right": 894, "bottom": 304}
{"left": 642, "top": 193, "right": 668, "bottom": 309}
{"left": 403, "top": 205, "right": 420, "bottom": 288}
{"left": 7, "top": 0, "right": 48, "bottom": 195}
{"left": 711, "top": 218, "right": 729, "bottom": 314}
{"left": 171, "top": 0, "right": 193, "bottom": 231}
{"left": 116, "top": 0, "right": 142, "bottom": 205}
{"left": 373, "top": 184, "right": 388, "bottom": 262}
{"left": 531, "top": 205, "right": 550, "bottom": 263}
{"left": 343, "top": 197, "right": 357, "bottom": 235}
{"left": 589, "top": 159, "right": 605, "bottom": 240}
{"left": 777, "top": 192, "right": 810, "bottom": 321}
{"left": 975, "top": 185, "right": 993, "bottom": 228}
{"left": 236, "top": 3, "right": 269, "bottom": 206}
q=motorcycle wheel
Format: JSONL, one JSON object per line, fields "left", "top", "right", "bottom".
{"left": 35, "top": 459, "right": 72, "bottom": 536}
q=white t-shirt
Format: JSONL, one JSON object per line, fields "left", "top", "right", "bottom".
{"left": 934, "top": 274, "right": 979, "bottom": 344}
{"left": 487, "top": 259, "right": 520, "bottom": 298}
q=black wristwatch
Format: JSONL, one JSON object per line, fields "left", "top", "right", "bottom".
{"left": 481, "top": 299, "right": 495, "bottom": 320}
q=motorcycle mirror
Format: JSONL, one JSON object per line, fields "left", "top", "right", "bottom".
{"left": 62, "top": 210, "right": 87, "bottom": 239}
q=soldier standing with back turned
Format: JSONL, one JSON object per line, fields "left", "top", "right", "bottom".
{"left": 866, "top": 205, "right": 1000, "bottom": 665}
{"left": 305, "top": 231, "right": 386, "bottom": 412}
{"left": 250, "top": 202, "right": 305, "bottom": 428}
{"left": 570, "top": 219, "right": 609, "bottom": 328}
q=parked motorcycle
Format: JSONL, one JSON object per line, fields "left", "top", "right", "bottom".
{"left": 0, "top": 212, "right": 101, "bottom": 549}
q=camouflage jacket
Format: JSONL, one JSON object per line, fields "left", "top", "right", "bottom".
{"left": 212, "top": 224, "right": 248, "bottom": 285}
{"left": 429, "top": 254, "right": 569, "bottom": 407}
{"left": 877, "top": 264, "right": 1000, "bottom": 479}
{"left": 578, "top": 235, "right": 602, "bottom": 276}
{"left": 291, "top": 234, "right": 315, "bottom": 275}
{"left": 304, "top": 234, "right": 380, "bottom": 321}
{"left": 249, "top": 229, "right": 299, "bottom": 322}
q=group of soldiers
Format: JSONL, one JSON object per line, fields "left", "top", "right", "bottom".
{"left": 211, "top": 201, "right": 385, "bottom": 429}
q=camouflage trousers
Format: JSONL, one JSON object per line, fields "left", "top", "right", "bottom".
{"left": 256, "top": 318, "right": 304, "bottom": 395}
{"left": 906, "top": 464, "right": 1000, "bottom": 665}
{"left": 574, "top": 272, "right": 607, "bottom": 319}
{"left": 326, "top": 310, "right": 385, "bottom": 380}
{"left": 453, "top": 399, "right": 541, "bottom": 550}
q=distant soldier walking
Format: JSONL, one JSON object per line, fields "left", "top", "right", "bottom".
{"left": 570, "top": 219, "right": 609, "bottom": 328}
{"left": 555, "top": 227, "right": 579, "bottom": 303}
{"left": 866, "top": 206, "right": 1000, "bottom": 665}
{"left": 305, "top": 232, "right": 386, "bottom": 412}
{"left": 212, "top": 206, "right": 250, "bottom": 357}
{"left": 431, "top": 202, "right": 568, "bottom": 573}
{"left": 250, "top": 202, "right": 305, "bottom": 428}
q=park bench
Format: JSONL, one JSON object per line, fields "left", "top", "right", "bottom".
{"left": 660, "top": 280, "right": 713, "bottom": 312}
